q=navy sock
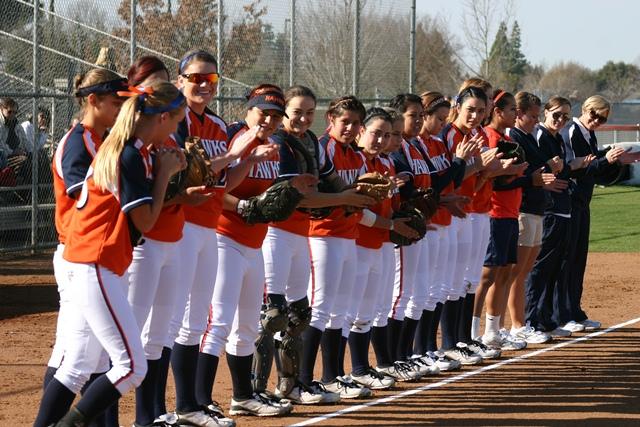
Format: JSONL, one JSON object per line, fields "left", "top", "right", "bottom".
{"left": 102, "top": 400, "right": 119, "bottom": 427}
{"left": 397, "top": 317, "right": 419, "bottom": 361}
{"left": 337, "top": 335, "right": 348, "bottom": 377}
{"left": 43, "top": 366, "right": 57, "bottom": 390}
{"left": 172, "top": 343, "right": 200, "bottom": 413}
{"left": 413, "top": 310, "right": 434, "bottom": 355}
{"left": 320, "top": 328, "right": 342, "bottom": 383}
{"left": 76, "top": 375, "right": 121, "bottom": 422}
{"left": 457, "top": 293, "right": 476, "bottom": 343}
{"left": 83, "top": 373, "right": 108, "bottom": 427}
{"left": 195, "top": 352, "right": 219, "bottom": 407}
{"left": 33, "top": 378, "right": 76, "bottom": 427}
{"left": 226, "top": 354, "right": 254, "bottom": 400}
{"left": 441, "top": 299, "right": 462, "bottom": 350}
{"left": 371, "top": 325, "right": 392, "bottom": 367}
{"left": 386, "top": 317, "right": 403, "bottom": 362}
{"left": 154, "top": 346, "right": 172, "bottom": 417}
{"left": 135, "top": 359, "right": 160, "bottom": 426}
{"left": 348, "top": 331, "right": 371, "bottom": 376}
{"left": 427, "top": 303, "right": 443, "bottom": 352}
{"left": 300, "top": 326, "right": 323, "bottom": 385}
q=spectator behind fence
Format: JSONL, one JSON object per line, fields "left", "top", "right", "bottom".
{"left": 0, "top": 97, "right": 28, "bottom": 169}
{"left": 21, "top": 107, "right": 51, "bottom": 153}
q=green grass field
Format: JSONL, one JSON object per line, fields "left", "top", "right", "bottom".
{"left": 589, "top": 185, "right": 640, "bottom": 252}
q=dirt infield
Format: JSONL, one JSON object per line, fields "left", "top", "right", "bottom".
{"left": 1, "top": 251, "right": 639, "bottom": 426}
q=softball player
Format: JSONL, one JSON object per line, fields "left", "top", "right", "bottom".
{"left": 198, "top": 84, "right": 315, "bottom": 417}
{"left": 35, "top": 81, "right": 186, "bottom": 427}
{"left": 38, "top": 68, "right": 126, "bottom": 427}
{"left": 255, "top": 86, "right": 374, "bottom": 405}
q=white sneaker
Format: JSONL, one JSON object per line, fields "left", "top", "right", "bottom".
{"left": 430, "top": 351, "right": 461, "bottom": 371}
{"left": 376, "top": 362, "right": 421, "bottom": 382}
{"left": 229, "top": 392, "right": 292, "bottom": 417}
{"left": 323, "top": 376, "right": 372, "bottom": 399}
{"left": 443, "top": 346, "right": 483, "bottom": 365}
{"left": 410, "top": 354, "right": 440, "bottom": 375}
{"left": 176, "top": 409, "right": 236, "bottom": 426}
{"left": 561, "top": 320, "right": 586, "bottom": 333}
{"left": 499, "top": 330, "right": 527, "bottom": 351}
{"left": 464, "top": 340, "right": 501, "bottom": 359}
{"left": 579, "top": 319, "right": 601, "bottom": 330}
{"left": 510, "top": 326, "right": 551, "bottom": 344}
{"left": 351, "top": 367, "right": 396, "bottom": 389}
{"left": 550, "top": 327, "right": 572, "bottom": 337}
{"left": 275, "top": 382, "right": 324, "bottom": 405}
{"left": 481, "top": 332, "right": 502, "bottom": 349}
{"left": 153, "top": 412, "right": 178, "bottom": 425}
{"left": 308, "top": 381, "right": 341, "bottom": 403}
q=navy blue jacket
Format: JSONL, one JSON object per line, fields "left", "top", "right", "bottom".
{"left": 534, "top": 124, "right": 573, "bottom": 216}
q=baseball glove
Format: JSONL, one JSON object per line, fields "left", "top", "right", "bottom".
{"left": 353, "top": 172, "right": 393, "bottom": 202}
{"left": 406, "top": 187, "right": 439, "bottom": 221}
{"left": 165, "top": 136, "right": 217, "bottom": 200}
{"left": 240, "top": 180, "right": 304, "bottom": 224}
{"left": 389, "top": 205, "right": 427, "bottom": 247}
{"left": 497, "top": 139, "right": 526, "bottom": 164}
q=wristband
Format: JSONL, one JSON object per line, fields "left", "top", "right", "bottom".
{"left": 359, "top": 209, "right": 377, "bottom": 227}
{"left": 236, "top": 199, "right": 248, "bottom": 215}
{"left": 389, "top": 220, "right": 394, "bottom": 231}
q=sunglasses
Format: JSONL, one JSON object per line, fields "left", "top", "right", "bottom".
{"left": 551, "top": 111, "right": 570, "bottom": 122}
{"left": 589, "top": 109, "right": 608, "bottom": 124}
{"left": 181, "top": 73, "right": 219, "bottom": 85}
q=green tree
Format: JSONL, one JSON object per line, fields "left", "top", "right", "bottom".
{"left": 504, "top": 21, "right": 528, "bottom": 90}
{"left": 596, "top": 61, "right": 640, "bottom": 102}
{"left": 537, "top": 61, "right": 597, "bottom": 102}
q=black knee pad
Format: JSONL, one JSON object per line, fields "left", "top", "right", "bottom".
{"left": 287, "top": 297, "right": 311, "bottom": 337}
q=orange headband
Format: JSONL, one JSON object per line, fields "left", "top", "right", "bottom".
{"left": 116, "top": 85, "right": 155, "bottom": 98}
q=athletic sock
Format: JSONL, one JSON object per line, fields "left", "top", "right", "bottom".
{"left": 226, "top": 354, "right": 254, "bottom": 400}
{"left": 370, "top": 325, "right": 392, "bottom": 367}
{"left": 154, "top": 346, "right": 172, "bottom": 417}
{"left": 427, "top": 303, "right": 443, "bottom": 352}
{"left": 195, "top": 352, "right": 219, "bottom": 407}
{"left": 320, "top": 328, "right": 343, "bottom": 383}
{"left": 397, "top": 317, "right": 419, "bottom": 361}
{"left": 441, "top": 299, "right": 462, "bottom": 350}
{"left": 172, "top": 343, "right": 200, "bottom": 413}
{"left": 299, "top": 326, "right": 323, "bottom": 386}
{"left": 83, "top": 373, "right": 108, "bottom": 427}
{"left": 457, "top": 293, "right": 476, "bottom": 343}
{"left": 337, "top": 335, "right": 348, "bottom": 377}
{"left": 42, "top": 366, "right": 57, "bottom": 390}
{"left": 485, "top": 313, "right": 501, "bottom": 337}
{"left": 386, "top": 317, "right": 403, "bottom": 362}
{"left": 33, "top": 378, "right": 76, "bottom": 427}
{"left": 348, "top": 330, "right": 371, "bottom": 376}
{"left": 76, "top": 375, "right": 121, "bottom": 422}
{"left": 135, "top": 359, "right": 160, "bottom": 426}
{"left": 413, "top": 310, "right": 434, "bottom": 355}
{"left": 471, "top": 316, "right": 482, "bottom": 341}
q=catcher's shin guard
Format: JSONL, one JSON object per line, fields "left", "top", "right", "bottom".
{"left": 274, "top": 297, "right": 312, "bottom": 395}
{"left": 252, "top": 294, "right": 288, "bottom": 392}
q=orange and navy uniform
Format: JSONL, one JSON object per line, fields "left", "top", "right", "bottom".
{"left": 52, "top": 123, "right": 102, "bottom": 244}
{"left": 308, "top": 135, "right": 366, "bottom": 239}
{"left": 269, "top": 129, "right": 334, "bottom": 237}
{"left": 142, "top": 137, "right": 185, "bottom": 242}
{"left": 216, "top": 122, "right": 282, "bottom": 249}
{"left": 421, "top": 135, "right": 454, "bottom": 226}
{"left": 469, "top": 127, "right": 493, "bottom": 214}
{"left": 63, "top": 138, "right": 155, "bottom": 276}
{"left": 176, "top": 106, "right": 229, "bottom": 229}
{"left": 485, "top": 126, "right": 525, "bottom": 219}
{"left": 441, "top": 123, "right": 479, "bottom": 212}
{"left": 389, "top": 138, "right": 432, "bottom": 207}
{"left": 356, "top": 153, "right": 393, "bottom": 249}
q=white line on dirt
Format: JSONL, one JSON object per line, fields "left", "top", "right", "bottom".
{"left": 288, "top": 316, "right": 640, "bottom": 426}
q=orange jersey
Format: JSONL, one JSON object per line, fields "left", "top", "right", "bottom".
{"left": 143, "top": 137, "right": 185, "bottom": 242}
{"left": 178, "top": 107, "right": 228, "bottom": 229}
{"left": 308, "top": 135, "right": 366, "bottom": 239}
{"left": 216, "top": 123, "right": 282, "bottom": 249}
{"left": 443, "top": 123, "right": 477, "bottom": 211}
{"left": 52, "top": 124, "right": 102, "bottom": 244}
{"left": 63, "top": 138, "right": 155, "bottom": 276}
{"left": 469, "top": 127, "right": 493, "bottom": 213}
{"left": 422, "top": 135, "right": 453, "bottom": 226}
{"left": 486, "top": 127, "right": 522, "bottom": 219}
{"left": 401, "top": 138, "right": 432, "bottom": 190}
{"left": 356, "top": 154, "right": 394, "bottom": 249}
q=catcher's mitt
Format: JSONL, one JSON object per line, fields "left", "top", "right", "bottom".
{"left": 240, "top": 180, "right": 304, "bottom": 224}
{"left": 389, "top": 206, "right": 427, "bottom": 247}
{"left": 406, "top": 187, "right": 439, "bottom": 221}
{"left": 165, "top": 136, "right": 217, "bottom": 200}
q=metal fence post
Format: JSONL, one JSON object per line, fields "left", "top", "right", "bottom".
{"left": 31, "top": 0, "right": 41, "bottom": 252}
{"left": 409, "top": 0, "right": 416, "bottom": 93}
{"left": 289, "top": 0, "right": 295, "bottom": 87}
{"left": 613, "top": 129, "right": 618, "bottom": 144}
{"left": 130, "top": 0, "right": 137, "bottom": 63}
{"left": 352, "top": 0, "right": 360, "bottom": 96}
{"left": 216, "top": 0, "right": 223, "bottom": 115}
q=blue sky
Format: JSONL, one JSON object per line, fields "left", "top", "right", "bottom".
{"left": 416, "top": 0, "right": 640, "bottom": 70}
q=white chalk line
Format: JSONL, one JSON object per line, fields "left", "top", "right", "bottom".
{"left": 289, "top": 316, "right": 640, "bottom": 426}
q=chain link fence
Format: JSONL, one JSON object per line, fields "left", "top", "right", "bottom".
{"left": 0, "top": 0, "right": 416, "bottom": 252}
